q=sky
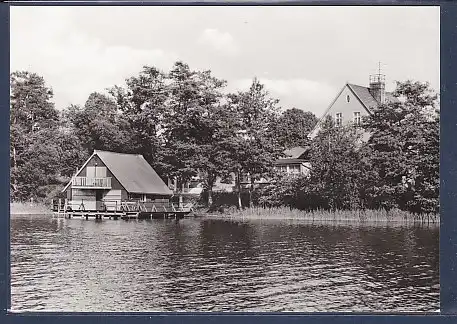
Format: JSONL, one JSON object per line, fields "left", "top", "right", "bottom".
{"left": 10, "top": 6, "right": 440, "bottom": 117}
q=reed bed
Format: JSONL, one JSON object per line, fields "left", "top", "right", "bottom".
{"left": 10, "top": 202, "right": 50, "bottom": 215}
{"left": 203, "top": 206, "right": 439, "bottom": 224}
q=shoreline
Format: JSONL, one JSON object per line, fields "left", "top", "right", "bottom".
{"left": 196, "top": 214, "right": 440, "bottom": 225}
{"left": 10, "top": 202, "right": 50, "bottom": 216}
{"left": 191, "top": 207, "right": 440, "bottom": 225}
{"left": 10, "top": 203, "right": 440, "bottom": 226}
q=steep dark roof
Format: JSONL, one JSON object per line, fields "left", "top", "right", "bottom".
{"left": 283, "top": 146, "right": 309, "bottom": 159}
{"left": 347, "top": 84, "right": 379, "bottom": 111}
{"left": 347, "top": 83, "right": 399, "bottom": 112}
{"left": 96, "top": 150, "right": 172, "bottom": 195}
{"left": 308, "top": 83, "right": 401, "bottom": 139}
{"left": 275, "top": 146, "right": 310, "bottom": 164}
{"left": 63, "top": 150, "right": 172, "bottom": 196}
{"left": 274, "top": 158, "right": 309, "bottom": 165}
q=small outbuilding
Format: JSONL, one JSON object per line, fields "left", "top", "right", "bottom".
{"left": 62, "top": 150, "right": 173, "bottom": 211}
{"left": 274, "top": 146, "right": 311, "bottom": 176}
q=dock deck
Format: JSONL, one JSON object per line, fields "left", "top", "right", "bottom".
{"left": 51, "top": 199, "right": 193, "bottom": 220}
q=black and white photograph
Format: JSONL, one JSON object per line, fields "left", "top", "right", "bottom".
{"left": 9, "top": 5, "right": 439, "bottom": 312}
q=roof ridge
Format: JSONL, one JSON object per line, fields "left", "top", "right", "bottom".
{"left": 347, "top": 83, "right": 368, "bottom": 89}
{"left": 348, "top": 83, "right": 395, "bottom": 95}
{"left": 346, "top": 83, "right": 376, "bottom": 113}
{"left": 286, "top": 146, "right": 306, "bottom": 150}
{"left": 95, "top": 150, "right": 143, "bottom": 157}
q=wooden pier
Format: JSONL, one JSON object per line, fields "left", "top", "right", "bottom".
{"left": 51, "top": 199, "right": 193, "bottom": 220}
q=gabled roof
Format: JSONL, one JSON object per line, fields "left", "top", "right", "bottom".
{"left": 63, "top": 150, "right": 172, "bottom": 196}
{"left": 347, "top": 83, "right": 399, "bottom": 111}
{"left": 96, "top": 151, "right": 172, "bottom": 195}
{"left": 274, "top": 146, "right": 310, "bottom": 165}
{"left": 283, "top": 146, "right": 309, "bottom": 159}
{"left": 347, "top": 83, "right": 380, "bottom": 111}
{"left": 309, "top": 82, "right": 400, "bottom": 139}
{"left": 274, "top": 158, "right": 310, "bottom": 165}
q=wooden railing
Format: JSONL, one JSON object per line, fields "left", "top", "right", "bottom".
{"left": 51, "top": 198, "right": 193, "bottom": 214}
{"left": 71, "top": 177, "right": 112, "bottom": 188}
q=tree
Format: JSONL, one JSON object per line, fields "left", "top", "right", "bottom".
{"left": 272, "top": 108, "right": 317, "bottom": 148}
{"left": 192, "top": 102, "right": 239, "bottom": 207}
{"left": 109, "top": 62, "right": 238, "bottom": 207}
{"left": 54, "top": 127, "right": 89, "bottom": 178}
{"left": 10, "top": 71, "right": 59, "bottom": 132}
{"left": 10, "top": 71, "right": 61, "bottom": 201}
{"left": 158, "top": 62, "right": 208, "bottom": 190}
{"left": 227, "top": 78, "right": 285, "bottom": 208}
{"left": 65, "top": 92, "right": 133, "bottom": 156}
{"left": 159, "top": 62, "right": 232, "bottom": 206}
{"left": 362, "top": 80, "right": 439, "bottom": 214}
{"left": 306, "top": 116, "right": 366, "bottom": 210}
{"left": 109, "top": 66, "right": 168, "bottom": 169}
{"left": 257, "top": 172, "right": 300, "bottom": 208}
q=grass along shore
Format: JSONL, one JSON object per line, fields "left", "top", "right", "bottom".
{"left": 197, "top": 206, "right": 439, "bottom": 224}
{"left": 10, "top": 202, "right": 50, "bottom": 215}
{"left": 10, "top": 201, "right": 439, "bottom": 224}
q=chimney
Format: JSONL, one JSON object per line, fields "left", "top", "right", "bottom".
{"left": 369, "top": 71, "right": 386, "bottom": 105}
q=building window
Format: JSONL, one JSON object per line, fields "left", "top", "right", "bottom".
{"left": 353, "top": 112, "right": 361, "bottom": 126}
{"left": 346, "top": 95, "right": 350, "bottom": 103}
{"left": 335, "top": 113, "right": 342, "bottom": 127}
{"left": 289, "top": 165, "right": 300, "bottom": 174}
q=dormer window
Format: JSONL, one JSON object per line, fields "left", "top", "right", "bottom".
{"left": 335, "top": 113, "right": 342, "bottom": 126}
{"left": 353, "top": 112, "right": 361, "bottom": 126}
{"left": 346, "top": 95, "right": 350, "bottom": 103}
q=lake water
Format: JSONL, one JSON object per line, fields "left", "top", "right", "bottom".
{"left": 10, "top": 214, "right": 439, "bottom": 312}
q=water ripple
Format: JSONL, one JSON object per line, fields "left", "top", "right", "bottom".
{"left": 10, "top": 215, "right": 439, "bottom": 312}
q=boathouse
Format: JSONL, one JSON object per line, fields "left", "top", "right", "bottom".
{"left": 62, "top": 150, "right": 173, "bottom": 212}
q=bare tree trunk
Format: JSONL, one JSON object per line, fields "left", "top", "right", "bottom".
{"left": 206, "top": 173, "right": 215, "bottom": 207}
{"left": 179, "top": 195, "right": 183, "bottom": 209}
{"left": 249, "top": 175, "right": 254, "bottom": 208}
{"left": 179, "top": 180, "right": 185, "bottom": 208}
{"left": 236, "top": 171, "right": 242, "bottom": 209}
{"left": 207, "top": 187, "right": 213, "bottom": 207}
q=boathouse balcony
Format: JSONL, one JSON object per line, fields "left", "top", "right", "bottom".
{"left": 71, "top": 177, "right": 112, "bottom": 189}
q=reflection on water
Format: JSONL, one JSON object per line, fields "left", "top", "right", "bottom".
{"left": 10, "top": 215, "right": 439, "bottom": 312}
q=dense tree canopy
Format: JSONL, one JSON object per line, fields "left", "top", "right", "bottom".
{"left": 272, "top": 108, "right": 317, "bottom": 148}
{"left": 10, "top": 66, "right": 439, "bottom": 215}
{"left": 250, "top": 81, "right": 439, "bottom": 214}
{"left": 362, "top": 81, "right": 439, "bottom": 214}
{"left": 225, "top": 78, "right": 285, "bottom": 207}
{"left": 65, "top": 92, "right": 133, "bottom": 156}
{"left": 307, "top": 117, "right": 366, "bottom": 210}
{"left": 10, "top": 72, "right": 61, "bottom": 200}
